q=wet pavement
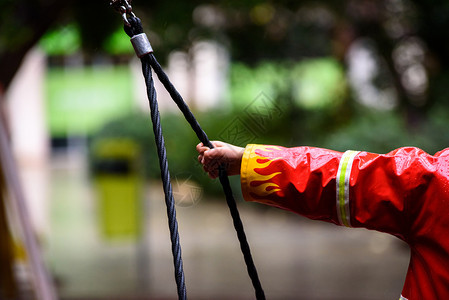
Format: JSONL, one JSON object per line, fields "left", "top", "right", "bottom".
{"left": 45, "top": 153, "right": 410, "bottom": 300}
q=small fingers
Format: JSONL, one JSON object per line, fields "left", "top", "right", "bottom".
{"left": 202, "top": 164, "right": 218, "bottom": 179}
{"left": 203, "top": 147, "right": 226, "bottom": 162}
{"left": 196, "top": 145, "right": 210, "bottom": 156}
{"left": 197, "top": 141, "right": 231, "bottom": 179}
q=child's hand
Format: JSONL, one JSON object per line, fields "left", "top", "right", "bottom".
{"left": 196, "top": 141, "right": 245, "bottom": 179}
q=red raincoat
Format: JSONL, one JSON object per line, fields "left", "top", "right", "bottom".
{"left": 240, "top": 144, "right": 449, "bottom": 300}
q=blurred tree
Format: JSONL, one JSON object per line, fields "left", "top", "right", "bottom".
{"left": 0, "top": 0, "right": 71, "bottom": 91}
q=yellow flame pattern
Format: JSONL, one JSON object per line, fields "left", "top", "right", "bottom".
{"left": 242, "top": 144, "right": 284, "bottom": 200}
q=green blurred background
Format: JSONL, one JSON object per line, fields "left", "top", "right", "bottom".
{"left": 28, "top": 0, "right": 449, "bottom": 178}
{"left": 1, "top": 0, "right": 449, "bottom": 299}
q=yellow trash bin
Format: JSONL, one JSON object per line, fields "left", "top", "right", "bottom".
{"left": 93, "top": 139, "right": 142, "bottom": 240}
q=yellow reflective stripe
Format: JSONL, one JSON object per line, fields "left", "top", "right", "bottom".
{"left": 336, "top": 150, "right": 359, "bottom": 227}
{"left": 400, "top": 295, "right": 409, "bottom": 300}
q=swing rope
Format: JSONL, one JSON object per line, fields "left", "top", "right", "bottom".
{"left": 124, "top": 15, "right": 265, "bottom": 300}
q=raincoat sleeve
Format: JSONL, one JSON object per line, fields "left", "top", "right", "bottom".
{"left": 240, "top": 144, "right": 449, "bottom": 239}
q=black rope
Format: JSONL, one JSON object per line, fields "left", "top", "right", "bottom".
{"left": 125, "top": 16, "right": 265, "bottom": 300}
{"left": 125, "top": 19, "right": 187, "bottom": 300}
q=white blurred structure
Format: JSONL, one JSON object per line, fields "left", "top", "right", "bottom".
{"left": 192, "top": 41, "right": 229, "bottom": 111}
{"left": 346, "top": 39, "right": 399, "bottom": 110}
{"left": 131, "top": 40, "right": 229, "bottom": 112}
{"left": 5, "top": 47, "right": 50, "bottom": 239}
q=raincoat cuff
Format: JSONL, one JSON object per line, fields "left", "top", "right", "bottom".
{"left": 241, "top": 144, "right": 259, "bottom": 202}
